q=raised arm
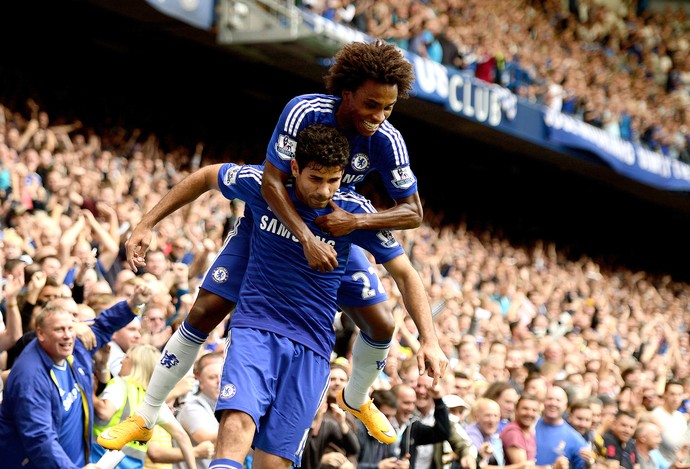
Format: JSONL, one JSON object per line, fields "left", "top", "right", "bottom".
{"left": 0, "top": 273, "right": 24, "bottom": 352}
{"left": 125, "top": 164, "right": 222, "bottom": 272}
{"left": 95, "top": 201, "right": 121, "bottom": 253}
{"left": 261, "top": 160, "right": 338, "bottom": 273}
{"left": 382, "top": 254, "right": 448, "bottom": 385}
{"left": 82, "top": 209, "right": 119, "bottom": 272}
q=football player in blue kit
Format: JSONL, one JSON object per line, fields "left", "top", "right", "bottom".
{"left": 103, "top": 124, "right": 444, "bottom": 469}
{"left": 98, "top": 40, "right": 446, "bottom": 451}
{"left": 260, "top": 41, "right": 436, "bottom": 442}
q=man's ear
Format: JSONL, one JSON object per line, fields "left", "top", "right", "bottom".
{"left": 290, "top": 159, "right": 300, "bottom": 178}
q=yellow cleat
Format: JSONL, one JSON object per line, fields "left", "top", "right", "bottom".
{"left": 97, "top": 414, "right": 153, "bottom": 450}
{"left": 336, "top": 389, "right": 396, "bottom": 444}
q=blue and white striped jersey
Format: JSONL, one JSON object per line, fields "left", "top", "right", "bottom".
{"left": 267, "top": 94, "right": 418, "bottom": 200}
{"left": 216, "top": 163, "right": 404, "bottom": 359}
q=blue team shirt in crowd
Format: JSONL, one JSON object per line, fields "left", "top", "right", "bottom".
{"left": 217, "top": 163, "right": 404, "bottom": 359}
{"left": 535, "top": 418, "right": 588, "bottom": 469}
{"left": 52, "top": 363, "right": 85, "bottom": 464}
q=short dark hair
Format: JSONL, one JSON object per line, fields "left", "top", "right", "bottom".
{"left": 295, "top": 124, "right": 349, "bottom": 172}
{"left": 324, "top": 40, "right": 415, "bottom": 98}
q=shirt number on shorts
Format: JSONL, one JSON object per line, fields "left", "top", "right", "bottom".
{"left": 351, "top": 267, "right": 385, "bottom": 300}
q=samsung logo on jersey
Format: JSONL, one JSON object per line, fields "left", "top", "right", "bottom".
{"left": 260, "top": 215, "right": 335, "bottom": 246}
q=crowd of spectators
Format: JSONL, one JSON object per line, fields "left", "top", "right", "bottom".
{"left": 303, "top": 0, "right": 690, "bottom": 163}
{"left": 3, "top": 22, "right": 690, "bottom": 465}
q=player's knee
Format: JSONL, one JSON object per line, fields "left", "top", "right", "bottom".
{"left": 219, "top": 409, "right": 255, "bottom": 435}
{"left": 360, "top": 305, "right": 395, "bottom": 341}
{"left": 186, "top": 292, "right": 236, "bottom": 333}
{"left": 373, "top": 311, "right": 395, "bottom": 341}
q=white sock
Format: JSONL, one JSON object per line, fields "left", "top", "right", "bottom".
{"left": 137, "top": 321, "right": 207, "bottom": 427}
{"left": 343, "top": 333, "right": 391, "bottom": 408}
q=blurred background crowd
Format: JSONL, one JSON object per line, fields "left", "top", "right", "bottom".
{"left": 303, "top": 0, "right": 690, "bottom": 162}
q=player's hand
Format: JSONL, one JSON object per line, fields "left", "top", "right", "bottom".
{"left": 416, "top": 340, "right": 448, "bottom": 387}
{"left": 125, "top": 224, "right": 153, "bottom": 272}
{"left": 315, "top": 200, "right": 357, "bottom": 237}
{"left": 302, "top": 236, "right": 338, "bottom": 273}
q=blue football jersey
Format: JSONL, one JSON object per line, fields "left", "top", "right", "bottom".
{"left": 217, "top": 163, "right": 404, "bottom": 359}
{"left": 266, "top": 94, "right": 418, "bottom": 200}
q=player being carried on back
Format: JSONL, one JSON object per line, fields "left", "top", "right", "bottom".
{"left": 98, "top": 40, "right": 447, "bottom": 451}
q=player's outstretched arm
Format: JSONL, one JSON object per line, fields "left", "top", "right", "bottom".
{"left": 261, "top": 160, "right": 338, "bottom": 273}
{"left": 125, "top": 164, "right": 223, "bottom": 272}
{"left": 383, "top": 254, "right": 448, "bottom": 385}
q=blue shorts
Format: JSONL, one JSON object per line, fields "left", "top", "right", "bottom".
{"left": 200, "top": 216, "right": 251, "bottom": 303}
{"left": 201, "top": 215, "right": 388, "bottom": 306}
{"left": 336, "top": 245, "right": 388, "bottom": 307}
{"left": 216, "top": 327, "right": 329, "bottom": 466}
